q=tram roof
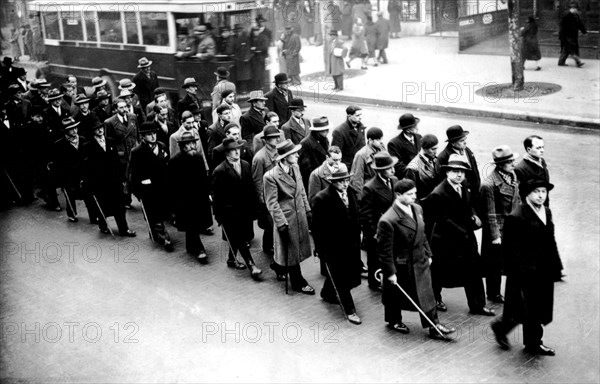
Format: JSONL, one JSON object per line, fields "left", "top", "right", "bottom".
{"left": 30, "top": 0, "right": 263, "bottom": 13}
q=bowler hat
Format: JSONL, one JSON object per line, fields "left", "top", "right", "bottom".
{"left": 275, "top": 139, "right": 301, "bottom": 161}
{"left": 262, "top": 125, "right": 281, "bottom": 138}
{"left": 446, "top": 125, "right": 470, "bottom": 142}
{"left": 193, "top": 25, "right": 208, "bottom": 34}
{"left": 137, "top": 57, "right": 152, "bottom": 68}
{"left": 327, "top": 164, "right": 353, "bottom": 181}
{"left": 214, "top": 66, "right": 230, "bottom": 78}
{"left": 288, "top": 98, "right": 307, "bottom": 110}
{"left": 310, "top": 116, "right": 329, "bottom": 131}
{"left": 520, "top": 179, "right": 554, "bottom": 199}
{"left": 117, "top": 89, "right": 134, "bottom": 99}
{"left": 3, "top": 57, "right": 13, "bottom": 65}
{"left": 95, "top": 90, "right": 111, "bottom": 101}
{"left": 492, "top": 145, "right": 518, "bottom": 164}
{"left": 177, "top": 131, "right": 199, "bottom": 143}
{"left": 74, "top": 94, "right": 91, "bottom": 104}
{"left": 46, "top": 88, "right": 63, "bottom": 101}
{"left": 398, "top": 113, "right": 420, "bottom": 130}
{"left": 371, "top": 152, "right": 398, "bottom": 170}
{"left": 222, "top": 137, "right": 246, "bottom": 151}
{"left": 118, "top": 78, "right": 136, "bottom": 90}
{"left": 247, "top": 90, "right": 268, "bottom": 102}
{"left": 421, "top": 134, "right": 439, "bottom": 149}
{"left": 14, "top": 67, "right": 26, "bottom": 77}
{"left": 182, "top": 77, "right": 198, "bottom": 88}
{"left": 442, "top": 154, "right": 471, "bottom": 171}
{"left": 61, "top": 117, "right": 80, "bottom": 131}
{"left": 91, "top": 77, "right": 107, "bottom": 88}
{"left": 273, "top": 73, "right": 291, "bottom": 84}
{"left": 139, "top": 121, "right": 159, "bottom": 135}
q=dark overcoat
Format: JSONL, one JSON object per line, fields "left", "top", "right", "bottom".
{"left": 212, "top": 159, "right": 257, "bottom": 244}
{"left": 281, "top": 116, "right": 311, "bottom": 145}
{"left": 282, "top": 32, "right": 301, "bottom": 76}
{"left": 436, "top": 145, "right": 481, "bottom": 204}
{"left": 265, "top": 88, "right": 293, "bottom": 127}
{"left": 514, "top": 157, "right": 550, "bottom": 206}
{"left": 177, "top": 93, "right": 201, "bottom": 120}
{"left": 327, "top": 37, "right": 348, "bottom": 77}
{"left": 426, "top": 179, "right": 481, "bottom": 288}
{"left": 312, "top": 184, "right": 362, "bottom": 290}
{"left": 559, "top": 12, "right": 587, "bottom": 55}
{"left": 52, "top": 136, "right": 87, "bottom": 190}
{"left": 387, "top": 132, "right": 422, "bottom": 178}
{"left": 377, "top": 203, "right": 436, "bottom": 312}
{"left": 240, "top": 107, "right": 267, "bottom": 142}
{"left": 132, "top": 70, "right": 159, "bottom": 109}
{"left": 206, "top": 120, "right": 227, "bottom": 165}
{"left": 331, "top": 119, "right": 366, "bottom": 168}
{"left": 375, "top": 18, "right": 390, "bottom": 50}
{"left": 44, "top": 105, "right": 71, "bottom": 138}
{"left": 299, "top": 133, "right": 329, "bottom": 190}
{"left": 502, "top": 203, "right": 563, "bottom": 325}
{"left": 73, "top": 110, "right": 100, "bottom": 141}
{"left": 359, "top": 175, "right": 398, "bottom": 240}
{"left": 520, "top": 21, "right": 541, "bottom": 61}
{"left": 233, "top": 32, "right": 253, "bottom": 81}
{"left": 104, "top": 113, "right": 138, "bottom": 171}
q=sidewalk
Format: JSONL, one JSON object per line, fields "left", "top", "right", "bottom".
{"left": 288, "top": 36, "right": 600, "bottom": 129}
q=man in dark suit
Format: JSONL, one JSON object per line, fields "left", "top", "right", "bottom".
{"left": 129, "top": 122, "right": 173, "bottom": 250}
{"left": 44, "top": 88, "right": 71, "bottom": 139}
{"left": 265, "top": 73, "right": 293, "bottom": 127}
{"left": 240, "top": 90, "right": 268, "bottom": 142}
{"left": 387, "top": 113, "right": 422, "bottom": 178}
{"left": 359, "top": 152, "right": 398, "bottom": 290}
{"left": 211, "top": 123, "right": 253, "bottom": 171}
{"left": 178, "top": 77, "right": 201, "bottom": 121}
{"left": 515, "top": 135, "right": 551, "bottom": 206}
{"left": 426, "top": 154, "right": 494, "bottom": 316}
{"left": 312, "top": 169, "right": 363, "bottom": 325}
{"left": 146, "top": 88, "right": 179, "bottom": 128}
{"left": 118, "top": 89, "right": 146, "bottom": 127}
{"left": 132, "top": 57, "right": 159, "bottom": 110}
{"left": 332, "top": 105, "right": 366, "bottom": 169}
{"left": 281, "top": 98, "right": 311, "bottom": 145}
{"left": 6, "top": 84, "right": 32, "bottom": 133}
{"left": 212, "top": 137, "right": 262, "bottom": 278}
{"left": 92, "top": 90, "right": 112, "bottom": 123}
{"left": 299, "top": 116, "right": 330, "bottom": 190}
{"left": 151, "top": 105, "right": 176, "bottom": 152}
{"left": 72, "top": 94, "right": 99, "bottom": 140}
{"left": 207, "top": 104, "right": 232, "bottom": 165}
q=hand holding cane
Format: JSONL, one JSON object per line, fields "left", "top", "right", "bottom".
{"left": 91, "top": 194, "right": 115, "bottom": 238}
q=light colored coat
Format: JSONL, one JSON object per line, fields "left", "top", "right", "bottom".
{"left": 307, "top": 161, "right": 334, "bottom": 206}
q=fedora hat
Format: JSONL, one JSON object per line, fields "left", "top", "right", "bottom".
{"left": 275, "top": 139, "right": 301, "bottom": 161}
{"left": 398, "top": 113, "right": 420, "bottom": 130}
{"left": 310, "top": 116, "right": 329, "bottom": 131}
{"left": 288, "top": 98, "right": 307, "bottom": 110}
{"left": 153, "top": 87, "right": 167, "bottom": 96}
{"left": 492, "top": 145, "right": 518, "bottom": 164}
{"left": 137, "top": 57, "right": 152, "bottom": 68}
{"left": 3, "top": 57, "right": 13, "bottom": 65}
{"left": 139, "top": 121, "right": 159, "bottom": 135}
{"left": 46, "top": 88, "right": 63, "bottom": 101}
{"left": 182, "top": 77, "right": 198, "bottom": 88}
{"left": 327, "top": 164, "right": 353, "bottom": 181}
{"left": 193, "top": 25, "right": 208, "bottom": 34}
{"left": 222, "top": 137, "right": 246, "bottom": 151}
{"left": 118, "top": 78, "right": 136, "bottom": 90}
{"left": 14, "top": 67, "right": 26, "bottom": 77}
{"left": 95, "top": 90, "right": 111, "bottom": 101}
{"left": 177, "top": 131, "right": 199, "bottom": 143}
{"left": 520, "top": 179, "right": 554, "bottom": 199}
{"left": 442, "top": 154, "right": 471, "bottom": 171}
{"left": 263, "top": 125, "right": 281, "bottom": 138}
{"left": 7, "top": 83, "right": 22, "bottom": 95}
{"left": 74, "top": 94, "right": 91, "bottom": 104}
{"left": 446, "top": 125, "right": 469, "bottom": 142}
{"left": 29, "top": 78, "right": 50, "bottom": 90}
{"left": 273, "top": 73, "right": 291, "bottom": 84}
{"left": 118, "top": 89, "right": 134, "bottom": 99}
{"left": 91, "top": 77, "right": 107, "bottom": 88}
{"left": 214, "top": 66, "right": 230, "bottom": 78}
{"left": 61, "top": 117, "right": 80, "bottom": 131}
{"left": 247, "top": 90, "right": 268, "bottom": 102}
{"left": 371, "top": 152, "right": 398, "bottom": 170}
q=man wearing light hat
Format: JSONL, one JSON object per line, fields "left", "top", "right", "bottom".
{"left": 387, "top": 113, "right": 422, "bottom": 178}
{"left": 177, "top": 77, "right": 201, "bottom": 121}
{"left": 299, "top": 115, "right": 330, "bottom": 190}
{"left": 312, "top": 165, "right": 363, "bottom": 324}
{"left": 117, "top": 78, "right": 142, "bottom": 112}
{"left": 350, "top": 126, "right": 384, "bottom": 196}
{"left": 479, "top": 145, "right": 521, "bottom": 304}
{"left": 72, "top": 94, "right": 99, "bottom": 140}
{"left": 132, "top": 57, "right": 159, "bottom": 110}
{"left": 265, "top": 73, "right": 294, "bottom": 126}
{"left": 281, "top": 98, "right": 311, "bottom": 145}
{"left": 264, "top": 139, "right": 315, "bottom": 294}
{"left": 118, "top": 89, "right": 146, "bottom": 126}
{"left": 44, "top": 88, "right": 71, "bottom": 138}
{"left": 23, "top": 78, "right": 50, "bottom": 110}
{"left": 240, "top": 90, "right": 269, "bottom": 142}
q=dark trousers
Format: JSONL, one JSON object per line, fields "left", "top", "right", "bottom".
{"left": 366, "top": 241, "right": 380, "bottom": 287}
{"left": 558, "top": 45, "right": 582, "bottom": 65}
{"left": 227, "top": 242, "right": 255, "bottom": 267}
{"left": 432, "top": 269, "right": 487, "bottom": 311}
{"left": 322, "top": 275, "right": 355, "bottom": 314}
{"left": 377, "top": 49, "right": 388, "bottom": 64}
{"left": 150, "top": 221, "right": 171, "bottom": 245}
{"left": 274, "top": 262, "right": 308, "bottom": 289}
{"left": 493, "top": 317, "right": 543, "bottom": 348}
{"left": 98, "top": 209, "right": 129, "bottom": 233}
{"left": 186, "top": 229, "right": 206, "bottom": 255}
{"left": 485, "top": 244, "right": 503, "bottom": 298}
{"left": 382, "top": 279, "right": 439, "bottom": 328}
{"left": 259, "top": 208, "right": 274, "bottom": 254}
{"left": 63, "top": 187, "right": 95, "bottom": 220}
{"left": 332, "top": 75, "right": 344, "bottom": 90}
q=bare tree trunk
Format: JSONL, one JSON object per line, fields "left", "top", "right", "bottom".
{"left": 508, "top": 0, "right": 524, "bottom": 91}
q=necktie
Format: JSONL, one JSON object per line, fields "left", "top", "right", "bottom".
{"left": 341, "top": 191, "right": 349, "bottom": 207}
{"left": 386, "top": 179, "right": 392, "bottom": 191}
{"left": 288, "top": 167, "right": 294, "bottom": 179}
{"left": 233, "top": 161, "right": 241, "bottom": 176}
{"left": 456, "top": 185, "right": 462, "bottom": 197}
{"left": 123, "top": 115, "right": 127, "bottom": 124}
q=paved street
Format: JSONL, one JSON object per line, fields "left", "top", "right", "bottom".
{"left": 1, "top": 103, "right": 599, "bottom": 383}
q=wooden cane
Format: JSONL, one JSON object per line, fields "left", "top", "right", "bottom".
{"left": 91, "top": 194, "right": 115, "bottom": 238}
{"left": 324, "top": 261, "right": 349, "bottom": 321}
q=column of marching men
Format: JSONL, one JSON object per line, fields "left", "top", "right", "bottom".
{"left": 0, "top": 61, "right": 564, "bottom": 355}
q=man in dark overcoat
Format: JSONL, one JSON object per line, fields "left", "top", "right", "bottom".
{"left": 211, "top": 123, "right": 253, "bottom": 172}
{"left": 132, "top": 57, "right": 159, "bottom": 110}
{"left": 387, "top": 113, "right": 422, "bottom": 178}
{"left": 327, "top": 30, "right": 348, "bottom": 91}
{"left": 377, "top": 179, "right": 456, "bottom": 338}
{"left": 151, "top": 105, "right": 177, "bottom": 152}
{"left": 44, "top": 88, "right": 71, "bottom": 138}
{"left": 281, "top": 27, "right": 302, "bottom": 85}
{"left": 212, "top": 137, "right": 262, "bottom": 278}
{"left": 250, "top": 26, "right": 270, "bottom": 91}
{"left": 281, "top": 98, "right": 311, "bottom": 145}
{"left": 240, "top": 90, "right": 269, "bottom": 142}
{"left": 82, "top": 122, "right": 135, "bottom": 236}
{"left": 558, "top": 2, "right": 587, "bottom": 67}
{"left": 425, "top": 154, "right": 494, "bottom": 316}
{"left": 331, "top": 105, "right": 366, "bottom": 169}
{"left": 312, "top": 169, "right": 363, "bottom": 324}
{"left": 265, "top": 73, "right": 293, "bottom": 127}
{"left": 72, "top": 94, "right": 99, "bottom": 140}
{"left": 491, "top": 180, "right": 563, "bottom": 355}
{"left": 129, "top": 122, "right": 173, "bottom": 251}
{"left": 91, "top": 90, "right": 112, "bottom": 124}
{"left": 515, "top": 135, "right": 551, "bottom": 206}
{"left": 177, "top": 78, "right": 201, "bottom": 121}
{"left": 207, "top": 104, "right": 233, "bottom": 165}
{"left": 350, "top": 127, "right": 384, "bottom": 196}
{"left": 299, "top": 116, "right": 330, "bottom": 190}
{"left": 374, "top": 11, "right": 390, "bottom": 64}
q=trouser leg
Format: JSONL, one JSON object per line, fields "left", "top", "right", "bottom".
{"left": 382, "top": 279, "right": 403, "bottom": 324}
{"left": 238, "top": 243, "right": 256, "bottom": 266}
{"left": 420, "top": 307, "right": 439, "bottom": 328}
{"left": 114, "top": 209, "right": 130, "bottom": 233}
{"left": 571, "top": 53, "right": 582, "bottom": 65}
{"left": 366, "top": 243, "right": 380, "bottom": 287}
{"left": 430, "top": 263, "right": 443, "bottom": 302}
{"left": 485, "top": 245, "right": 503, "bottom": 298}
{"left": 523, "top": 319, "right": 543, "bottom": 348}
{"left": 288, "top": 264, "right": 308, "bottom": 289}
{"left": 558, "top": 47, "right": 568, "bottom": 65}
{"left": 186, "top": 229, "right": 205, "bottom": 255}
{"left": 151, "top": 221, "right": 170, "bottom": 245}
{"left": 465, "top": 274, "right": 487, "bottom": 311}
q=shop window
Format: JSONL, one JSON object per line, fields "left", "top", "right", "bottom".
{"left": 401, "top": 0, "right": 420, "bottom": 21}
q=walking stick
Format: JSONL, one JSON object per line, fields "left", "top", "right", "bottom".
{"left": 91, "top": 194, "right": 115, "bottom": 238}
{"left": 221, "top": 224, "right": 243, "bottom": 265}
{"left": 3, "top": 169, "right": 22, "bottom": 201}
{"left": 375, "top": 269, "right": 446, "bottom": 339}
{"left": 323, "top": 261, "right": 349, "bottom": 321}
{"left": 61, "top": 187, "right": 77, "bottom": 218}
{"left": 138, "top": 198, "right": 155, "bottom": 243}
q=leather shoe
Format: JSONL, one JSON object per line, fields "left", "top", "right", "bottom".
{"left": 435, "top": 324, "right": 456, "bottom": 334}
{"left": 163, "top": 241, "right": 174, "bottom": 252}
{"left": 429, "top": 327, "right": 450, "bottom": 341}
{"left": 470, "top": 307, "right": 495, "bottom": 316}
{"left": 491, "top": 321, "right": 510, "bottom": 350}
{"left": 68, "top": 216, "right": 78, "bottom": 223}
{"left": 99, "top": 227, "right": 110, "bottom": 235}
{"left": 250, "top": 265, "right": 262, "bottom": 280}
{"left": 119, "top": 229, "right": 136, "bottom": 237}
{"left": 320, "top": 291, "right": 339, "bottom": 304}
{"left": 388, "top": 322, "right": 409, "bottom": 334}
{"left": 488, "top": 294, "right": 505, "bottom": 303}
{"left": 294, "top": 284, "right": 316, "bottom": 295}
{"left": 198, "top": 252, "right": 208, "bottom": 264}
{"left": 524, "top": 344, "right": 555, "bottom": 356}
{"left": 347, "top": 313, "right": 362, "bottom": 325}
{"left": 436, "top": 300, "right": 447, "bottom": 312}
{"left": 227, "top": 259, "right": 246, "bottom": 269}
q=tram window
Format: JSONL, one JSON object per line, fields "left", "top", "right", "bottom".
{"left": 83, "top": 11, "right": 97, "bottom": 41}
{"left": 98, "top": 12, "right": 123, "bottom": 43}
{"left": 124, "top": 12, "right": 140, "bottom": 44}
{"left": 140, "top": 12, "right": 169, "bottom": 46}
{"left": 43, "top": 12, "right": 60, "bottom": 40}
{"left": 63, "top": 11, "right": 84, "bottom": 41}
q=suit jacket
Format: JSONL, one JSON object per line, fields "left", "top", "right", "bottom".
{"left": 436, "top": 145, "right": 481, "bottom": 202}
{"left": 265, "top": 88, "right": 293, "bottom": 126}
{"left": 331, "top": 119, "right": 366, "bottom": 168}
{"left": 514, "top": 157, "right": 550, "bottom": 206}
{"left": 103, "top": 112, "right": 138, "bottom": 169}
{"left": 282, "top": 116, "right": 311, "bottom": 145}
{"left": 359, "top": 175, "right": 398, "bottom": 240}
{"left": 299, "top": 133, "right": 329, "bottom": 190}
{"left": 53, "top": 136, "right": 87, "bottom": 189}
{"left": 44, "top": 105, "right": 71, "bottom": 138}
{"left": 387, "top": 132, "right": 422, "bottom": 178}
{"left": 132, "top": 70, "right": 159, "bottom": 109}
{"left": 252, "top": 145, "right": 278, "bottom": 204}
{"left": 240, "top": 107, "right": 266, "bottom": 142}
{"left": 177, "top": 93, "right": 201, "bottom": 120}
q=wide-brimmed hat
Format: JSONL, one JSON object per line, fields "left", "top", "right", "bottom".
{"left": 13, "top": 67, "right": 26, "bottom": 77}
{"left": 139, "top": 121, "right": 159, "bottom": 135}
{"left": 91, "top": 120, "right": 104, "bottom": 131}
{"left": 247, "top": 90, "right": 268, "bottom": 102}
{"left": 311, "top": 116, "right": 329, "bottom": 131}
{"left": 446, "top": 125, "right": 470, "bottom": 142}
{"left": 193, "top": 25, "right": 208, "bottom": 34}
{"left": 398, "top": 113, "right": 420, "bottom": 130}
{"left": 29, "top": 78, "right": 50, "bottom": 90}
{"left": 46, "top": 88, "right": 63, "bottom": 101}
{"left": 263, "top": 125, "right": 281, "bottom": 138}
{"left": 275, "top": 139, "right": 301, "bottom": 161}
{"left": 61, "top": 117, "right": 80, "bottom": 131}
{"left": 214, "top": 66, "right": 230, "bottom": 78}
{"left": 492, "top": 145, "right": 518, "bottom": 164}
{"left": 74, "top": 94, "right": 91, "bottom": 104}
{"left": 256, "top": 15, "right": 267, "bottom": 23}
{"left": 91, "top": 77, "right": 107, "bottom": 88}
{"left": 273, "top": 73, "right": 291, "bottom": 84}
{"left": 222, "top": 137, "right": 246, "bottom": 151}
{"left": 327, "top": 164, "right": 353, "bottom": 181}
{"left": 520, "top": 179, "right": 554, "bottom": 199}
{"left": 95, "top": 90, "right": 111, "bottom": 101}
{"left": 7, "top": 83, "right": 22, "bottom": 95}
{"left": 182, "top": 77, "right": 198, "bottom": 88}
{"left": 137, "top": 57, "right": 152, "bottom": 68}
{"left": 118, "top": 78, "right": 136, "bottom": 90}
{"left": 118, "top": 89, "right": 134, "bottom": 99}
{"left": 153, "top": 87, "right": 166, "bottom": 96}
{"left": 177, "top": 131, "right": 199, "bottom": 143}
{"left": 442, "top": 154, "right": 471, "bottom": 171}
{"left": 288, "top": 98, "right": 307, "bottom": 110}
{"left": 371, "top": 152, "right": 398, "bottom": 170}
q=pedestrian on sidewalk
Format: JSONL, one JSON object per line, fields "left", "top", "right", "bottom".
{"left": 388, "top": 0, "right": 401, "bottom": 38}
{"left": 375, "top": 11, "right": 391, "bottom": 64}
{"left": 327, "top": 30, "right": 348, "bottom": 91}
{"left": 520, "top": 16, "right": 542, "bottom": 71}
{"left": 491, "top": 179, "right": 563, "bottom": 356}
{"left": 341, "top": 0, "right": 353, "bottom": 38}
{"left": 281, "top": 26, "right": 302, "bottom": 85}
{"left": 346, "top": 17, "right": 369, "bottom": 70}
{"left": 365, "top": 15, "right": 379, "bottom": 67}
{"left": 558, "top": 1, "right": 587, "bottom": 67}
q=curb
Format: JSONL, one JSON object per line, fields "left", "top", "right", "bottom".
{"left": 295, "top": 90, "right": 600, "bottom": 130}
